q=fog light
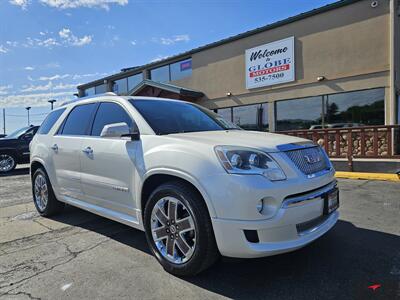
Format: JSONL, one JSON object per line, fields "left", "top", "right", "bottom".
{"left": 256, "top": 199, "right": 264, "bottom": 213}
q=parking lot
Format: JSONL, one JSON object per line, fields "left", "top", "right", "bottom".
{"left": 0, "top": 166, "right": 399, "bottom": 300}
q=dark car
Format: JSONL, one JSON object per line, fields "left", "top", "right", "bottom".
{"left": 0, "top": 125, "right": 39, "bottom": 173}
{"left": 0, "top": 134, "right": 6, "bottom": 138}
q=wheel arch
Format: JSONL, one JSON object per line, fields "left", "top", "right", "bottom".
{"left": 140, "top": 169, "right": 217, "bottom": 219}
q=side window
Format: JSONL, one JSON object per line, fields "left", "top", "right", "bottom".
{"left": 61, "top": 103, "right": 97, "bottom": 136}
{"left": 38, "top": 108, "right": 66, "bottom": 135}
{"left": 91, "top": 102, "right": 133, "bottom": 136}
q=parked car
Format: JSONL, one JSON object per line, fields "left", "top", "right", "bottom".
{"left": 0, "top": 125, "right": 39, "bottom": 173}
{"left": 0, "top": 134, "right": 6, "bottom": 138}
{"left": 30, "top": 95, "right": 339, "bottom": 276}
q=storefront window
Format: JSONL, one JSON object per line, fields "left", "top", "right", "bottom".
{"left": 233, "top": 104, "right": 259, "bottom": 131}
{"left": 128, "top": 73, "right": 143, "bottom": 91}
{"left": 276, "top": 96, "right": 323, "bottom": 131}
{"left": 217, "top": 103, "right": 268, "bottom": 131}
{"left": 85, "top": 87, "right": 95, "bottom": 97}
{"left": 325, "top": 88, "right": 384, "bottom": 126}
{"left": 150, "top": 65, "right": 170, "bottom": 83}
{"left": 217, "top": 108, "right": 232, "bottom": 122}
{"left": 170, "top": 59, "right": 192, "bottom": 81}
{"left": 113, "top": 78, "right": 128, "bottom": 95}
{"left": 95, "top": 84, "right": 107, "bottom": 94}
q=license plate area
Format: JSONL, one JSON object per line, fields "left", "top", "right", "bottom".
{"left": 323, "top": 188, "right": 339, "bottom": 215}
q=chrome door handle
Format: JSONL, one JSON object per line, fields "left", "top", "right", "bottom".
{"left": 82, "top": 147, "right": 93, "bottom": 155}
{"left": 51, "top": 144, "right": 58, "bottom": 151}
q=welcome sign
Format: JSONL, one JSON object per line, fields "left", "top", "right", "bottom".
{"left": 245, "top": 36, "right": 295, "bottom": 89}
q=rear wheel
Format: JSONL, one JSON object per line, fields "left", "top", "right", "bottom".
{"left": 32, "top": 168, "right": 64, "bottom": 216}
{"left": 0, "top": 153, "right": 16, "bottom": 173}
{"left": 144, "top": 181, "right": 219, "bottom": 276}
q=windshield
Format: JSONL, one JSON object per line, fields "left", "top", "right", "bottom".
{"left": 5, "top": 126, "right": 30, "bottom": 139}
{"left": 129, "top": 99, "right": 240, "bottom": 135}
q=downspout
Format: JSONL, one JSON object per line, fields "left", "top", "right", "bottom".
{"left": 389, "top": 0, "right": 396, "bottom": 124}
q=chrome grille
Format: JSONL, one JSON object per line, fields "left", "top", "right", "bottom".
{"left": 284, "top": 146, "right": 329, "bottom": 175}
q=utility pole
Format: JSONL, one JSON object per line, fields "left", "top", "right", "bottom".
{"left": 48, "top": 99, "right": 56, "bottom": 110}
{"left": 2, "top": 108, "right": 5, "bottom": 135}
{"left": 25, "top": 106, "right": 31, "bottom": 126}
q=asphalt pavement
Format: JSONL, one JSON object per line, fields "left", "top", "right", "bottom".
{"left": 0, "top": 166, "right": 399, "bottom": 299}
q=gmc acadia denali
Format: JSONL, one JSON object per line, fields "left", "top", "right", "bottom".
{"left": 30, "top": 94, "right": 339, "bottom": 276}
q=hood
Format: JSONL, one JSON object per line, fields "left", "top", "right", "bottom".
{"left": 166, "top": 130, "right": 311, "bottom": 152}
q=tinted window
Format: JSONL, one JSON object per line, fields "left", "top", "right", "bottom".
{"left": 325, "top": 88, "right": 384, "bottom": 125}
{"left": 85, "top": 87, "right": 95, "bottom": 96}
{"left": 150, "top": 65, "right": 169, "bottom": 83}
{"left": 276, "top": 96, "right": 323, "bottom": 131}
{"left": 130, "top": 99, "right": 239, "bottom": 135}
{"left": 61, "top": 103, "right": 97, "bottom": 136}
{"left": 113, "top": 78, "right": 128, "bottom": 94}
{"left": 170, "top": 59, "right": 192, "bottom": 81}
{"left": 128, "top": 73, "right": 143, "bottom": 90}
{"left": 38, "top": 108, "right": 66, "bottom": 134}
{"left": 95, "top": 84, "right": 107, "bottom": 94}
{"left": 91, "top": 102, "right": 133, "bottom": 136}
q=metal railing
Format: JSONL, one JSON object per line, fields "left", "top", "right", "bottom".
{"left": 280, "top": 125, "right": 400, "bottom": 159}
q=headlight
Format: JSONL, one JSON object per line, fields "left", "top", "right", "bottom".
{"left": 214, "top": 146, "right": 286, "bottom": 181}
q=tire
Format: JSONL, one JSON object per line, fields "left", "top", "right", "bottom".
{"left": 144, "top": 180, "right": 219, "bottom": 276}
{"left": 0, "top": 152, "right": 17, "bottom": 173}
{"left": 32, "top": 168, "right": 64, "bottom": 217}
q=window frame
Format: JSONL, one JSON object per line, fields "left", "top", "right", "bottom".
{"left": 57, "top": 103, "right": 99, "bottom": 137}
{"left": 89, "top": 101, "right": 136, "bottom": 137}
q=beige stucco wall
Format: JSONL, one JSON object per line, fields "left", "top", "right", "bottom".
{"left": 172, "top": 0, "right": 391, "bottom": 113}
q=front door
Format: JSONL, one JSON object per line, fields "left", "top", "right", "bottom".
{"left": 50, "top": 103, "right": 98, "bottom": 200}
{"left": 79, "top": 102, "right": 138, "bottom": 215}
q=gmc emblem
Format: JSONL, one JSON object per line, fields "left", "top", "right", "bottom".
{"left": 304, "top": 154, "right": 321, "bottom": 164}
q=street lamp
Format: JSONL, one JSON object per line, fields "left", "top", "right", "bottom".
{"left": 25, "top": 106, "right": 31, "bottom": 126}
{"left": 48, "top": 99, "right": 56, "bottom": 110}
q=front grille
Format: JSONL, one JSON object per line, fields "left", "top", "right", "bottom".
{"left": 296, "top": 215, "right": 329, "bottom": 236}
{"left": 284, "top": 146, "right": 329, "bottom": 175}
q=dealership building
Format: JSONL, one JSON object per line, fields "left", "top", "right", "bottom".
{"left": 77, "top": 0, "right": 400, "bottom": 172}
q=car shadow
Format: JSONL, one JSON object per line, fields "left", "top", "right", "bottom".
{"left": 48, "top": 208, "right": 400, "bottom": 300}
{"left": 0, "top": 167, "right": 30, "bottom": 177}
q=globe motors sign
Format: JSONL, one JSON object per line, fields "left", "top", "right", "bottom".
{"left": 245, "top": 36, "right": 295, "bottom": 89}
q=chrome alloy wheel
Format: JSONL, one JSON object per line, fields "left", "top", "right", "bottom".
{"left": 34, "top": 174, "right": 48, "bottom": 211}
{"left": 0, "top": 154, "right": 15, "bottom": 172}
{"left": 150, "top": 196, "right": 196, "bottom": 264}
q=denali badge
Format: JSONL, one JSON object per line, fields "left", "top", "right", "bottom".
{"left": 304, "top": 154, "right": 321, "bottom": 164}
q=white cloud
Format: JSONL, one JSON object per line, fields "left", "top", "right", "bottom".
{"left": 0, "top": 91, "right": 75, "bottom": 108}
{"left": 39, "top": 31, "right": 46, "bottom": 36}
{"left": 21, "top": 82, "right": 53, "bottom": 92}
{"left": 39, "top": 0, "right": 128, "bottom": 10}
{"left": 154, "top": 34, "right": 190, "bottom": 46}
{"left": 24, "top": 66, "right": 35, "bottom": 71}
{"left": 58, "top": 28, "right": 92, "bottom": 46}
{"left": 0, "top": 45, "right": 9, "bottom": 54}
{"left": 130, "top": 40, "right": 136, "bottom": 46}
{"left": 150, "top": 55, "right": 170, "bottom": 63}
{"left": 9, "top": 0, "right": 30, "bottom": 9}
{"left": 39, "top": 74, "right": 70, "bottom": 81}
{"left": 0, "top": 85, "right": 13, "bottom": 95}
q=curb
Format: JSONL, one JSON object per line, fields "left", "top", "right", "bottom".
{"left": 335, "top": 171, "right": 400, "bottom": 182}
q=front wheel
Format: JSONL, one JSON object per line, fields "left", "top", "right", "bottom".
{"left": 0, "top": 153, "right": 16, "bottom": 173}
{"left": 144, "top": 181, "right": 219, "bottom": 276}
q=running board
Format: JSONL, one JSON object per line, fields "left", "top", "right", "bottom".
{"left": 62, "top": 196, "right": 143, "bottom": 231}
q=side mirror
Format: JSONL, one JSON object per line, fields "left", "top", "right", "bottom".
{"left": 100, "top": 122, "right": 140, "bottom": 141}
{"left": 22, "top": 133, "right": 33, "bottom": 140}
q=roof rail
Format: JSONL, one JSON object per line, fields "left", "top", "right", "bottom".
{"left": 60, "top": 92, "right": 118, "bottom": 106}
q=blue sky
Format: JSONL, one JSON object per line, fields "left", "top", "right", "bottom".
{"left": 0, "top": 0, "right": 336, "bottom": 133}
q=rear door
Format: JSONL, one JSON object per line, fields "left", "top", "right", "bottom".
{"left": 79, "top": 101, "right": 138, "bottom": 215}
{"left": 50, "top": 103, "right": 97, "bottom": 200}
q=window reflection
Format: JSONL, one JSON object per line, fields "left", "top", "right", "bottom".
{"left": 128, "top": 73, "right": 143, "bottom": 91}
{"left": 276, "top": 96, "right": 323, "bottom": 131}
{"left": 95, "top": 84, "right": 107, "bottom": 94}
{"left": 217, "top": 108, "right": 232, "bottom": 122}
{"left": 113, "top": 78, "right": 128, "bottom": 94}
{"left": 217, "top": 103, "right": 269, "bottom": 131}
{"left": 150, "top": 65, "right": 170, "bottom": 83}
{"left": 325, "top": 89, "right": 384, "bottom": 126}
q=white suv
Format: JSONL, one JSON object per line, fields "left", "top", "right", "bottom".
{"left": 30, "top": 94, "right": 339, "bottom": 276}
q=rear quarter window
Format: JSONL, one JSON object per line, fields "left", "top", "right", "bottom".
{"left": 38, "top": 108, "right": 66, "bottom": 135}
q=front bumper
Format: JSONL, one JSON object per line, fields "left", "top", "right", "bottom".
{"left": 211, "top": 181, "right": 339, "bottom": 258}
